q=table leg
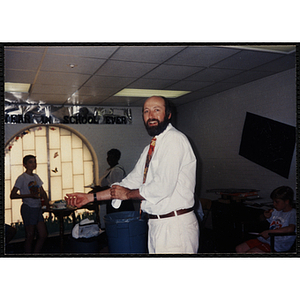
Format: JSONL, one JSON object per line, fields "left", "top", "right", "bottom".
{"left": 72, "top": 212, "right": 76, "bottom": 227}
{"left": 95, "top": 203, "right": 100, "bottom": 226}
{"left": 59, "top": 214, "right": 64, "bottom": 253}
{"left": 50, "top": 209, "right": 76, "bottom": 253}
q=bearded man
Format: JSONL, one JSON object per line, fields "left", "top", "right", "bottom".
{"left": 66, "top": 96, "right": 199, "bottom": 254}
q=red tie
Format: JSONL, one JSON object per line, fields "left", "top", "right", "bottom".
{"left": 140, "top": 137, "right": 156, "bottom": 217}
{"left": 143, "top": 137, "right": 156, "bottom": 183}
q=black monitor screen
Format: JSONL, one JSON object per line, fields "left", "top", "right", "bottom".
{"left": 239, "top": 112, "right": 296, "bottom": 178}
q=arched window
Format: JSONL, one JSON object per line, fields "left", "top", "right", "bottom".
{"left": 5, "top": 124, "right": 98, "bottom": 225}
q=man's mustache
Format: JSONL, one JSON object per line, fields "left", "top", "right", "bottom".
{"left": 147, "top": 119, "right": 159, "bottom": 125}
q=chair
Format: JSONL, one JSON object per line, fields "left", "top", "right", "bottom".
{"left": 268, "top": 232, "right": 296, "bottom": 253}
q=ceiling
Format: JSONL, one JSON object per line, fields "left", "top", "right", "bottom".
{"left": 4, "top": 44, "right": 296, "bottom": 108}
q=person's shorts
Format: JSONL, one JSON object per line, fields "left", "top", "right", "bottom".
{"left": 21, "top": 204, "right": 44, "bottom": 226}
{"left": 246, "top": 238, "right": 272, "bottom": 253}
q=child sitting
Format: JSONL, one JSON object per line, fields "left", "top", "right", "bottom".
{"left": 236, "top": 186, "right": 296, "bottom": 253}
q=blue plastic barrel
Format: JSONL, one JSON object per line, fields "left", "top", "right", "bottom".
{"left": 104, "top": 211, "right": 148, "bottom": 254}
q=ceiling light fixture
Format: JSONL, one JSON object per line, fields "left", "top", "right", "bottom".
{"left": 114, "top": 88, "right": 191, "bottom": 98}
{"left": 5, "top": 82, "right": 31, "bottom": 93}
{"left": 68, "top": 63, "right": 77, "bottom": 68}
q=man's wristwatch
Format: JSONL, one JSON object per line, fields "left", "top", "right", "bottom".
{"left": 94, "top": 193, "right": 97, "bottom": 203}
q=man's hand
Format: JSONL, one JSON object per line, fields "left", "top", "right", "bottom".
{"left": 65, "top": 193, "right": 92, "bottom": 208}
{"left": 110, "top": 185, "right": 131, "bottom": 200}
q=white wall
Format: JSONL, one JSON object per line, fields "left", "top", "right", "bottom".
{"left": 176, "top": 68, "right": 296, "bottom": 201}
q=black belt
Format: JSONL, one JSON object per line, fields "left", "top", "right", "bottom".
{"left": 147, "top": 207, "right": 194, "bottom": 219}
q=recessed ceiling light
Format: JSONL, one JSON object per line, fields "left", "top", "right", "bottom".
{"left": 114, "top": 88, "right": 191, "bottom": 98}
{"left": 5, "top": 82, "right": 31, "bottom": 93}
{"left": 68, "top": 63, "right": 77, "bottom": 68}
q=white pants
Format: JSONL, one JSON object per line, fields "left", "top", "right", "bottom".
{"left": 147, "top": 211, "right": 199, "bottom": 254}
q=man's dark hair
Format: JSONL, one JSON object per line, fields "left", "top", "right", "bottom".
{"left": 161, "top": 96, "right": 173, "bottom": 118}
{"left": 107, "top": 149, "right": 121, "bottom": 161}
{"left": 270, "top": 186, "right": 294, "bottom": 205}
{"left": 23, "top": 154, "right": 36, "bottom": 165}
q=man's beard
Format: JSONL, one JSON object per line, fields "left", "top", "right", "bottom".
{"left": 144, "top": 115, "right": 170, "bottom": 137}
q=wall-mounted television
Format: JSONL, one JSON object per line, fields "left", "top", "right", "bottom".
{"left": 239, "top": 112, "right": 296, "bottom": 178}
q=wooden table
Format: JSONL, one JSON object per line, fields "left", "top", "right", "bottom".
{"left": 43, "top": 207, "right": 77, "bottom": 253}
